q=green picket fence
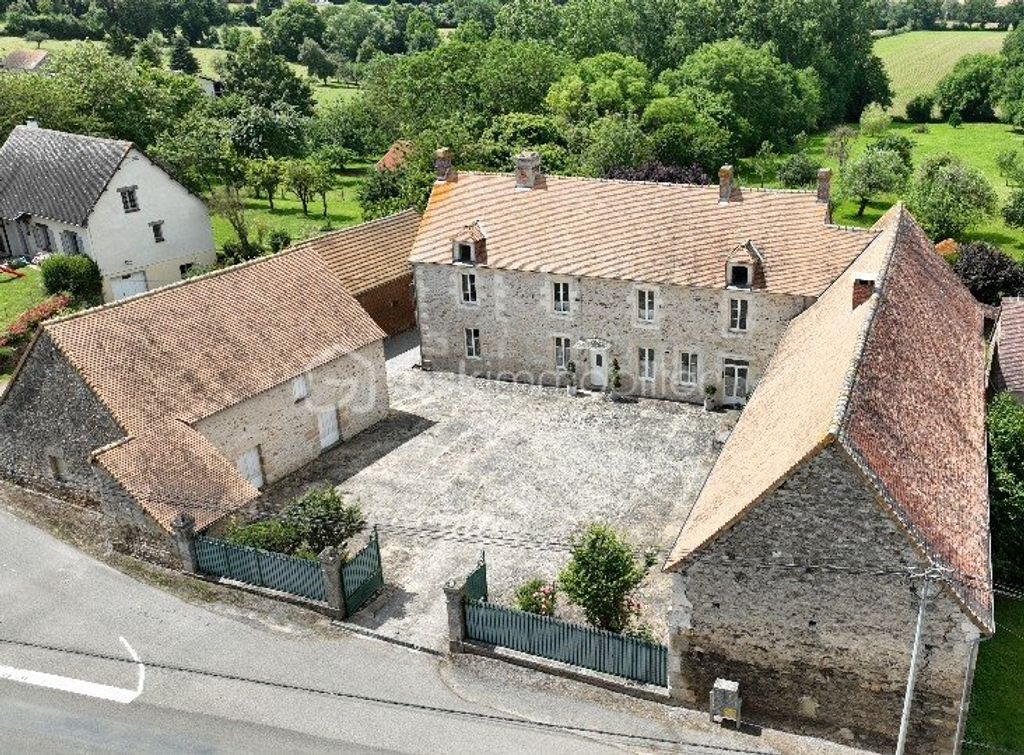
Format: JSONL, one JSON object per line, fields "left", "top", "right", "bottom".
{"left": 195, "top": 536, "right": 327, "bottom": 602}
{"left": 342, "top": 527, "right": 384, "bottom": 615}
{"left": 465, "top": 601, "right": 668, "bottom": 687}
{"left": 465, "top": 552, "right": 487, "bottom": 603}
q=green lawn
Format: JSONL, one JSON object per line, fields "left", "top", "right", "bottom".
{"left": 211, "top": 167, "right": 368, "bottom": 249}
{"left": 874, "top": 31, "right": 1008, "bottom": 117}
{"left": 965, "top": 597, "right": 1024, "bottom": 751}
{"left": 742, "top": 122, "right": 1024, "bottom": 257}
{"left": 0, "top": 266, "right": 45, "bottom": 332}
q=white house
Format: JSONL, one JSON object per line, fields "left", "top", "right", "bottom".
{"left": 0, "top": 122, "right": 216, "bottom": 301}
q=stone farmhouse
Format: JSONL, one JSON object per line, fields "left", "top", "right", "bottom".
{"left": 0, "top": 122, "right": 216, "bottom": 301}
{"left": 411, "top": 151, "right": 874, "bottom": 405}
{"left": 289, "top": 208, "right": 420, "bottom": 336}
{"left": 0, "top": 249, "right": 388, "bottom": 559}
{"left": 664, "top": 207, "right": 992, "bottom": 753}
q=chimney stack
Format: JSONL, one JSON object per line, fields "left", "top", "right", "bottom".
{"left": 515, "top": 150, "right": 542, "bottom": 189}
{"left": 718, "top": 165, "right": 733, "bottom": 204}
{"left": 25, "top": 118, "right": 39, "bottom": 129}
{"left": 817, "top": 168, "right": 832, "bottom": 204}
{"left": 434, "top": 147, "right": 454, "bottom": 183}
{"left": 852, "top": 275, "right": 876, "bottom": 310}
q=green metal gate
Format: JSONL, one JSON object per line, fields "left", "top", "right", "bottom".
{"left": 343, "top": 526, "right": 384, "bottom": 615}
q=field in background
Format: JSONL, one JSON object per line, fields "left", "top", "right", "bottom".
{"left": 873, "top": 31, "right": 1007, "bottom": 116}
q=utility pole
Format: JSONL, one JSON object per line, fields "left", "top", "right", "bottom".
{"left": 896, "top": 573, "right": 941, "bottom": 755}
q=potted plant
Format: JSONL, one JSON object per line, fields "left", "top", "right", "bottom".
{"left": 704, "top": 383, "right": 717, "bottom": 412}
{"left": 608, "top": 358, "right": 623, "bottom": 401}
{"left": 566, "top": 361, "right": 578, "bottom": 397}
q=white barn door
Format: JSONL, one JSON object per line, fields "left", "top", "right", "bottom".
{"left": 318, "top": 407, "right": 340, "bottom": 449}
{"left": 111, "top": 271, "right": 148, "bottom": 300}
{"left": 236, "top": 447, "right": 263, "bottom": 489}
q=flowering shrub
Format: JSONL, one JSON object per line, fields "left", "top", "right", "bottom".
{"left": 0, "top": 294, "right": 72, "bottom": 348}
{"left": 515, "top": 578, "right": 557, "bottom": 616}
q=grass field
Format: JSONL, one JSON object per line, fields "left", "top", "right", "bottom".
{"left": 210, "top": 166, "right": 368, "bottom": 249}
{"left": 965, "top": 597, "right": 1024, "bottom": 750}
{"left": 874, "top": 31, "right": 1008, "bottom": 117}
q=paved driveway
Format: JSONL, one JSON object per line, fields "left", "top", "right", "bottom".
{"left": 264, "top": 341, "right": 728, "bottom": 651}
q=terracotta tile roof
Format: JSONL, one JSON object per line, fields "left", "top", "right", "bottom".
{"left": 411, "top": 172, "right": 876, "bottom": 298}
{"left": 665, "top": 207, "right": 993, "bottom": 632}
{"left": 41, "top": 249, "right": 384, "bottom": 532}
{"left": 288, "top": 209, "right": 420, "bottom": 296}
{"left": 92, "top": 422, "right": 259, "bottom": 532}
{"left": 375, "top": 140, "right": 413, "bottom": 172}
{"left": 1, "top": 49, "right": 49, "bottom": 72}
{"left": 997, "top": 297, "right": 1024, "bottom": 392}
{"left": 0, "top": 126, "right": 132, "bottom": 226}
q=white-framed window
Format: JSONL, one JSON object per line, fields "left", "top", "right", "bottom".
{"left": 453, "top": 241, "right": 474, "bottom": 264}
{"left": 638, "top": 347, "right": 655, "bottom": 381}
{"left": 236, "top": 447, "right": 264, "bottom": 489}
{"left": 637, "top": 289, "right": 655, "bottom": 322}
{"left": 292, "top": 374, "right": 309, "bottom": 402}
{"left": 465, "top": 327, "right": 481, "bottom": 358}
{"left": 33, "top": 223, "right": 52, "bottom": 252}
{"left": 729, "top": 298, "right": 749, "bottom": 332}
{"left": 680, "top": 352, "right": 699, "bottom": 385}
{"left": 554, "top": 336, "right": 572, "bottom": 369}
{"left": 118, "top": 187, "right": 140, "bottom": 213}
{"left": 728, "top": 264, "right": 751, "bottom": 289}
{"left": 461, "top": 272, "right": 477, "bottom": 304}
{"left": 151, "top": 221, "right": 165, "bottom": 243}
{"left": 60, "top": 230, "right": 81, "bottom": 255}
{"left": 723, "top": 358, "right": 750, "bottom": 402}
{"left": 553, "top": 281, "right": 570, "bottom": 313}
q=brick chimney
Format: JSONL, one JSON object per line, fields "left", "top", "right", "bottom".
{"left": 718, "top": 165, "right": 733, "bottom": 204}
{"left": 817, "top": 168, "right": 832, "bottom": 204}
{"left": 853, "top": 275, "right": 876, "bottom": 310}
{"left": 515, "top": 150, "right": 542, "bottom": 189}
{"left": 434, "top": 147, "right": 454, "bottom": 183}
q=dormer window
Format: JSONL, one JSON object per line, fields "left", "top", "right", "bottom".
{"left": 452, "top": 221, "right": 487, "bottom": 265}
{"left": 454, "top": 242, "right": 474, "bottom": 264}
{"left": 729, "top": 264, "right": 751, "bottom": 289}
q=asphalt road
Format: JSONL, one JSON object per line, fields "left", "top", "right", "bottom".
{"left": 0, "top": 505, "right": 807, "bottom": 755}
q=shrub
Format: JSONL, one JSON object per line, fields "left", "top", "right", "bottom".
{"left": 226, "top": 518, "right": 302, "bottom": 553}
{"left": 282, "top": 486, "right": 366, "bottom": 555}
{"left": 267, "top": 229, "right": 292, "bottom": 254}
{"left": 559, "top": 524, "right": 654, "bottom": 632}
{"left": 0, "top": 294, "right": 72, "bottom": 348}
{"left": 40, "top": 255, "right": 102, "bottom": 304}
{"left": 1004, "top": 189, "right": 1024, "bottom": 229}
{"left": 514, "top": 579, "right": 557, "bottom": 616}
{"left": 951, "top": 241, "right": 1024, "bottom": 305}
{"left": 777, "top": 152, "right": 818, "bottom": 189}
{"left": 859, "top": 102, "right": 891, "bottom": 137}
{"left": 905, "top": 93, "right": 934, "bottom": 123}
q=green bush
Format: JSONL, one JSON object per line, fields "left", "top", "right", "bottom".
{"left": 1004, "top": 189, "right": 1024, "bottom": 229}
{"left": 225, "top": 518, "right": 302, "bottom": 553}
{"left": 987, "top": 393, "right": 1024, "bottom": 584}
{"left": 905, "top": 94, "right": 934, "bottom": 123}
{"left": 40, "top": 255, "right": 102, "bottom": 304}
{"left": 777, "top": 152, "right": 818, "bottom": 189}
{"left": 282, "top": 486, "right": 366, "bottom": 555}
{"left": 514, "top": 579, "right": 557, "bottom": 615}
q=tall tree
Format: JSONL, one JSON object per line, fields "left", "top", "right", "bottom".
{"left": 299, "top": 38, "right": 336, "bottom": 83}
{"left": 170, "top": 34, "right": 200, "bottom": 74}
{"left": 217, "top": 36, "right": 314, "bottom": 115}
{"left": 907, "top": 154, "right": 998, "bottom": 239}
{"left": 493, "top": 0, "right": 561, "bottom": 44}
{"left": 262, "top": 0, "right": 327, "bottom": 61}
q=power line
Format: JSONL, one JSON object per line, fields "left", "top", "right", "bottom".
{"left": 0, "top": 636, "right": 773, "bottom": 755}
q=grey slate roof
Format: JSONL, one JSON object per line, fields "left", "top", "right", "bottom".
{"left": 0, "top": 125, "right": 132, "bottom": 226}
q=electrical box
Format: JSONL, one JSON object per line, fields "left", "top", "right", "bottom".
{"left": 710, "top": 678, "right": 742, "bottom": 725}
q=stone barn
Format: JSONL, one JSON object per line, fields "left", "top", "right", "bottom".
{"left": 663, "top": 207, "right": 993, "bottom": 753}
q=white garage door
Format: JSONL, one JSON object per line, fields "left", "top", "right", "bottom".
{"left": 111, "top": 271, "right": 148, "bottom": 300}
{"left": 318, "top": 407, "right": 340, "bottom": 449}
{"left": 236, "top": 447, "right": 264, "bottom": 489}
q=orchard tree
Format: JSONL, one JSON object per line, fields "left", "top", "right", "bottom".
{"left": 25, "top": 30, "right": 48, "bottom": 49}
{"left": 907, "top": 153, "right": 998, "bottom": 239}
{"left": 841, "top": 148, "right": 909, "bottom": 216}
{"left": 246, "top": 158, "right": 285, "bottom": 210}
{"left": 170, "top": 34, "right": 200, "bottom": 74}
{"left": 299, "top": 38, "right": 336, "bottom": 84}
{"left": 858, "top": 102, "right": 891, "bottom": 138}
{"left": 825, "top": 125, "right": 857, "bottom": 170}
{"left": 151, "top": 112, "right": 241, "bottom": 193}
{"left": 229, "top": 103, "right": 306, "bottom": 159}
{"left": 285, "top": 158, "right": 318, "bottom": 215}
{"left": 951, "top": 241, "right": 1024, "bottom": 305}
{"left": 1005, "top": 189, "right": 1024, "bottom": 229}
{"left": 217, "top": 36, "right": 314, "bottom": 115}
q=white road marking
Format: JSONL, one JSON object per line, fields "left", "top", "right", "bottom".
{"left": 0, "top": 636, "right": 144, "bottom": 704}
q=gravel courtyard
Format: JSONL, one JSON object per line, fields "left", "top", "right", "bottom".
{"left": 263, "top": 345, "right": 729, "bottom": 651}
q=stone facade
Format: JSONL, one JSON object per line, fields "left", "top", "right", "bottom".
{"left": 357, "top": 273, "right": 416, "bottom": 337}
{"left": 414, "top": 263, "right": 811, "bottom": 403}
{"left": 194, "top": 341, "right": 390, "bottom": 489}
{"left": 0, "top": 331, "right": 123, "bottom": 498}
{"left": 668, "top": 445, "right": 981, "bottom": 753}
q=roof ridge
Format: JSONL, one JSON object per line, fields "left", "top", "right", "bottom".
{"left": 14, "top": 124, "right": 133, "bottom": 149}
{"left": 44, "top": 248, "right": 302, "bottom": 328}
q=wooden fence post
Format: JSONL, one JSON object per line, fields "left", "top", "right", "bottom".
{"left": 320, "top": 546, "right": 347, "bottom": 619}
{"left": 443, "top": 578, "right": 467, "bottom": 654}
{"left": 171, "top": 513, "right": 198, "bottom": 574}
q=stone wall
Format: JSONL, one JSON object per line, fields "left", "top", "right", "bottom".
{"left": 194, "top": 340, "right": 389, "bottom": 488}
{"left": 414, "top": 263, "right": 810, "bottom": 403}
{"left": 668, "top": 445, "right": 981, "bottom": 753}
{"left": 0, "top": 331, "right": 123, "bottom": 499}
